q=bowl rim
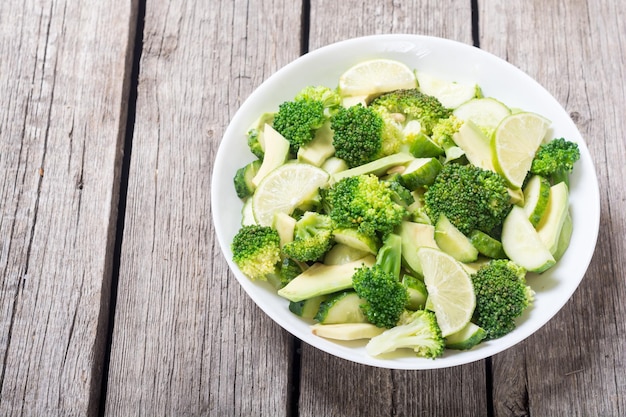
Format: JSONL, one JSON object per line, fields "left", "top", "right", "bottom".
{"left": 211, "top": 34, "right": 600, "bottom": 369}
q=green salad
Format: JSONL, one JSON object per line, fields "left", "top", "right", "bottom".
{"left": 229, "top": 58, "right": 580, "bottom": 359}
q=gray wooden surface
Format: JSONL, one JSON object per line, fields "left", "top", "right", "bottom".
{"left": 0, "top": 0, "right": 624, "bottom": 416}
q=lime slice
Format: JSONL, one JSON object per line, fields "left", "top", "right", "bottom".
{"left": 417, "top": 247, "right": 476, "bottom": 337}
{"left": 338, "top": 59, "right": 417, "bottom": 97}
{"left": 453, "top": 97, "right": 511, "bottom": 133}
{"left": 522, "top": 175, "right": 551, "bottom": 227}
{"left": 492, "top": 112, "right": 550, "bottom": 188}
{"left": 416, "top": 72, "right": 477, "bottom": 109}
{"left": 252, "top": 163, "right": 329, "bottom": 226}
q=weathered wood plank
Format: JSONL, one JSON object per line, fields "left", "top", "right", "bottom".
{"left": 103, "top": 0, "right": 302, "bottom": 415}
{"left": 0, "top": 0, "right": 137, "bottom": 415}
{"left": 299, "top": 2, "right": 488, "bottom": 416}
{"left": 479, "top": 0, "right": 626, "bottom": 416}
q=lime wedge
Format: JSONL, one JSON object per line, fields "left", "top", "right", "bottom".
{"left": 417, "top": 247, "right": 476, "bottom": 337}
{"left": 338, "top": 59, "right": 416, "bottom": 97}
{"left": 492, "top": 112, "right": 550, "bottom": 188}
{"left": 453, "top": 97, "right": 511, "bottom": 133}
{"left": 252, "top": 163, "right": 329, "bottom": 226}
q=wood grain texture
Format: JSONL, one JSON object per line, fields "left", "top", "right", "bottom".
{"left": 299, "top": 2, "right": 488, "bottom": 417}
{"left": 103, "top": 0, "right": 302, "bottom": 415}
{"left": 479, "top": 0, "right": 626, "bottom": 416}
{"left": 0, "top": 0, "right": 137, "bottom": 415}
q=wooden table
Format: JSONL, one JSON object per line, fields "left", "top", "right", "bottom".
{"left": 1, "top": 0, "right": 624, "bottom": 415}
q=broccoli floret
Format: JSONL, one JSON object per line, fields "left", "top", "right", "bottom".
{"left": 294, "top": 86, "right": 342, "bottom": 117}
{"left": 324, "top": 174, "right": 407, "bottom": 238}
{"left": 272, "top": 86, "right": 342, "bottom": 155}
{"left": 431, "top": 114, "right": 464, "bottom": 150}
{"left": 231, "top": 225, "right": 281, "bottom": 281}
{"left": 272, "top": 100, "right": 326, "bottom": 154}
{"left": 471, "top": 259, "right": 534, "bottom": 340}
{"left": 282, "top": 212, "right": 334, "bottom": 262}
{"left": 530, "top": 138, "right": 580, "bottom": 185}
{"left": 365, "top": 310, "right": 444, "bottom": 358}
{"left": 370, "top": 89, "right": 452, "bottom": 135}
{"left": 424, "top": 163, "right": 512, "bottom": 235}
{"left": 352, "top": 234, "right": 408, "bottom": 328}
{"left": 330, "top": 104, "right": 404, "bottom": 168}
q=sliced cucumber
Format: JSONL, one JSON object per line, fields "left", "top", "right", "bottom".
{"left": 409, "top": 132, "right": 445, "bottom": 158}
{"left": 400, "top": 157, "right": 443, "bottom": 190}
{"left": 469, "top": 230, "right": 506, "bottom": 259}
{"left": 434, "top": 215, "right": 479, "bottom": 263}
{"left": 501, "top": 206, "right": 555, "bottom": 273}
{"left": 445, "top": 322, "right": 487, "bottom": 350}
{"left": 289, "top": 295, "right": 327, "bottom": 319}
{"left": 233, "top": 159, "right": 262, "bottom": 199}
{"left": 315, "top": 291, "right": 367, "bottom": 324}
{"left": 536, "top": 182, "right": 570, "bottom": 255}
{"left": 310, "top": 323, "right": 385, "bottom": 340}
{"left": 523, "top": 175, "right": 551, "bottom": 227}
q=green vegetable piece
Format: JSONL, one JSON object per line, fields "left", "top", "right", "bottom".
{"left": 409, "top": 132, "right": 445, "bottom": 158}
{"left": 424, "top": 163, "right": 512, "bottom": 236}
{"left": 530, "top": 138, "right": 580, "bottom": 186}
{"left": 311, "top": 323, "right": 385, "bottom": 340}
{"left": 445, "top": 322, "right": 487, "bottom": 350}
{"left": 289, "top": 295, "right": 327, "bottom": 319}
{"left": 471, "top": 259, "right": 534, "bottom": 340}
{"left": 234, "top": 160, "right": 262, "bottom": 199}
{"left": 231, "top": 225, "right": 281, "bottom": 281}
{"left": 330, "top": 104, "right": 404, "bottom": 168}
{"left": 536, "top": 181, "right": 570, "bottom": 255}
{"left": 400, "top": 157, "right": 443, "bottom": 190}
{"left": 403, "top": 275, "right": 428, "bottom": 311}
{"left": 277, "top": 256, "right": 375, "bottom": 302}
{"left": 325, "top": 174, "right": 407, "bottom": 238}
{"left": 365, "top": 310, "right": 445, "bottom": 358}
{"left": 469, "top": 230, "right": 507, "bottom": 259}
{"left": 332, "top": 228, "right": 381, "bottom": 255}
{"left": 434, "top": 214, "right": 479, "bottom": 263}
{"left": 352, "top": 234, "right": 409, "bottom": 328}
{"left": 315, "top": 291, "right": 368, "bottom": 324}
{"left": 522, "top": 175, "right": 551, "bottom": 227}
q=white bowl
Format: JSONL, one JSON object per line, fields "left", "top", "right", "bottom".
{"left": 211, "top": 34, "right": 600, "bottom": 369}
